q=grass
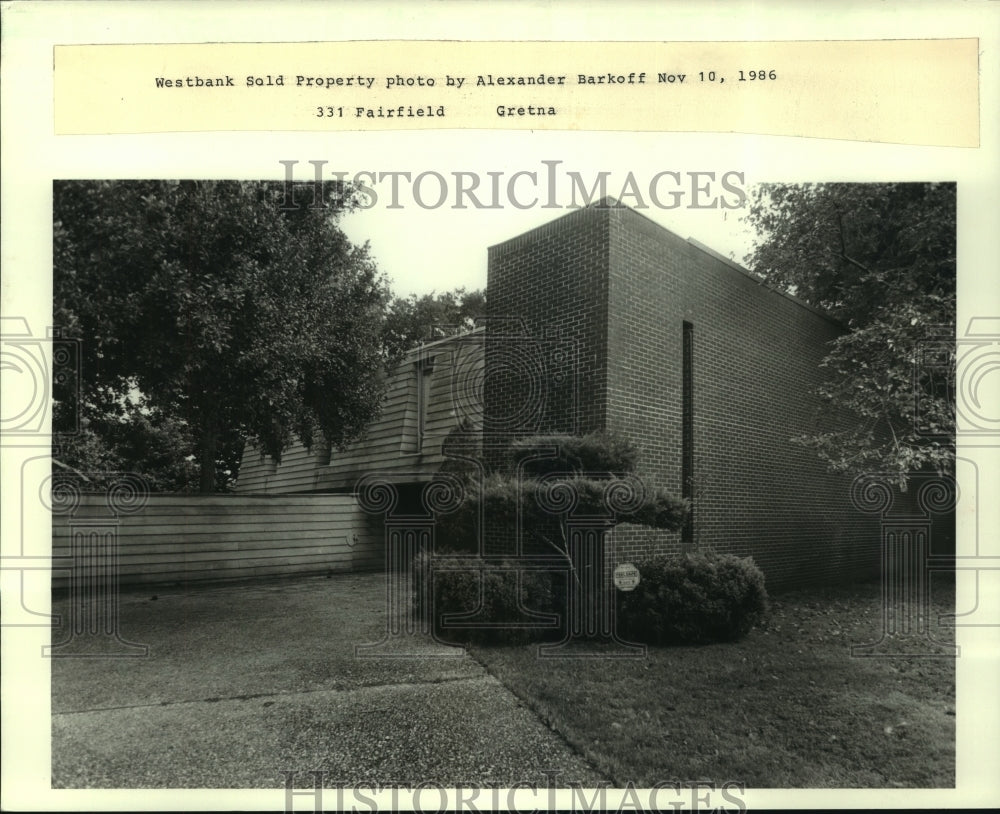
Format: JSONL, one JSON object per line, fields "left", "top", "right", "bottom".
{"left": 469, "top": 575, "right": 956, "bottom": 788}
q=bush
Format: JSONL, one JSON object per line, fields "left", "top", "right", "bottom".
{"left": 617, "top": 551, "right": 768, "bottom": 645}
{"left": 413, "top": 549, "right": 559, "bottom": 645}
{"left": 432, "top": 428, "right": 689, "bottom": 556}
{"left": 508, "top": 431, "right": 639, "bottom": 478}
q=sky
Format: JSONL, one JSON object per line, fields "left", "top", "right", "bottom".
{"left": 332, "top": 148, "right": 762, "bottom": 299}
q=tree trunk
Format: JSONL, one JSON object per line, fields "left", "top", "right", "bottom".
{"left": 199, "top": 425, "right": 218, "bottom": 493}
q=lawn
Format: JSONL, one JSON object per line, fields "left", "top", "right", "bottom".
{"left": 470, "top": 575, "right": 956, "bottom": 788}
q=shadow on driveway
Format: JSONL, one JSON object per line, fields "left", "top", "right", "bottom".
{"left": 51, "top": 572, "right": 606, "bottom": 788}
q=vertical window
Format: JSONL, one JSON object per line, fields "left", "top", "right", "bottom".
{"left": 682, "top": 321, "right": 694, "bottom": 546}
{"left": 415, "top": 356, "right": 435, "bottom": 453}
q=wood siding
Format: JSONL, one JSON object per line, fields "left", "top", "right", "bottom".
{"left": 236, "top": 330, "right": 484, "bottom": 494}
{"left": 51, "top": 494, "right": 382, "bottom": 589}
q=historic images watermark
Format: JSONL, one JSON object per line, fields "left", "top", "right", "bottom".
{"left": 6, "top": 460, "right": 152, "bottom": 658}
{"left": 1, "top": 315, "right": 149, "bottom": 656}
{"left": 45, "top": 471, "right": 151, "bottom": 658}
{"left": 2, "top": 317, "right": 76, "bottom": 634}
{"left": 849, "top": 470, "right": 958, "bottom": 657}
{"left": 353, "top": 320, "right": 649, "bottom": 659}
{"left": 279, "top": 160, "right": 747, "bottom": 212}
{"left": 845, "top": 316, "right": 1000, "bottom": 657}
{"left": 0, "top": 316, "right": 79, "bottom": 438}
{"left": 280, "top": 772, "right": 747, "bottom": 813}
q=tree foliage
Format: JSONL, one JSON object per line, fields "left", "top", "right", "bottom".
{"left": 54, "top": 180, "right": 390, "bottom": 491}
{"left": 436, "top": 430, "right": 689, "bottom": 558}
{"left": 743, "top": 183, "right": 956, "bottom": 485}
{"left": 55, "top": 398, "right": 213, "bottom": 492}
{"left": 382, "top": 287, "right": 485, "bottom": 362}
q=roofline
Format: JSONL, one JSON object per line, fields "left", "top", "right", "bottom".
{"left": 685, "top": 237, "right": 844, "bottom": 327}
{"left": 403, "top": 325, "right": 485, "bottom": 360}
{"left": 489, "top": 196, "right": 844, "bottom": 328}
{"left": 487, "top": 199, "right": 616, "bottom": 255}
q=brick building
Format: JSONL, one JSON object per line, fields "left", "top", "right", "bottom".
{"left": 239, "top": 199, "right": 881, "bottom": 589}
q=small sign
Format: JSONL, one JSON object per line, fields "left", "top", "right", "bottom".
{"left": 614, "top": 562, "right": 641, "bottom": 591}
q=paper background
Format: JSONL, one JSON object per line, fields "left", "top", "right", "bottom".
{"left": 3, "top": 0, "right": 999, "bottom": 810}
{"left": 54, "top": 39, "right": 978, "bottom": 145}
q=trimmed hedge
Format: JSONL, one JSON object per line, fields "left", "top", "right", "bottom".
{"left": 413, "top": 549, "right": 559, "bottom": 645}
{"left": 432, "top": 430, "right": 688, "bottom": 556}
{"left": 413, "top": 548, "right": 767, "bottom": 647}
{"left": 617, "top": 551, "right": 768, "bottom": 644}
{"left": 508, "top": 431, "right": 640, "bottom": 478}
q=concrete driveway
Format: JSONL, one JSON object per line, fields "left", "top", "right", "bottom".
{"left": 51, "top": 572, "right": 606, "bottom": 788}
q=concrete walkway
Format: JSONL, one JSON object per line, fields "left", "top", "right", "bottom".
{"left": 51, "top": 572, "right": 606, "bottom": 788}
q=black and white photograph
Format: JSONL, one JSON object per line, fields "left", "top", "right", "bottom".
{"left": 46, "top": 178, "right": 959, "bottom": 793}
{"left": 2, "top": 2, "right": 999, "bottom": 812}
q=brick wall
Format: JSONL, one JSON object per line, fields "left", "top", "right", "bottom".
{"left": 485, "top": 206, "right": 609, "bottom": 444}
{"left": 482, "top": 207, "right": 610, "bottom": 554}
{"left": 485, "top": 201, "right": 880, "bottom": 589}
{"left": 605, "top": 205, "right": 878, "bottom": 588}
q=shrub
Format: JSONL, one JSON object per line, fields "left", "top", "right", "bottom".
{"left": 433, "top": 429, "right": 689, "bottom": 556}
{"left": 412, "top": 549, "right": 559, "bottom": 645}
{"left": 617, "top": 551, "right": 768, "bottom": 645}
{"left": 508, "top": 431, "right": 640, "bottom": 478}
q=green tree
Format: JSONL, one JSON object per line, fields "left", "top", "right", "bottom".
{"left": 743, "top": 183, "right": 956, "bottom": 485}
{"left": 382, "top": 287, "right": 485, "bottom": 362}
{"left": 54, "top": 180, "right": 390, "bottom": 492}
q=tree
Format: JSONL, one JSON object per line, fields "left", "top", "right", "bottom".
{"left": 416, "top": 430, "right": 688, "bottom": 644}
{"left": 743, "top": 183, "right": 956, "bottom": 486}
{"left": 54, "top": 394, "right": 244, "bottom": 493}
{"left": 381, "top": 287, "right": 485, "bottom": 362}
{"left": 436, "top": 430, "right": 689, "bottom": 561}
{"left": 54, "top": 180, "right": 391, "bottom": 492}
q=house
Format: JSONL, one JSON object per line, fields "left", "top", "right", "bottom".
{"left": 237, "top": 199, "right": 881, "bottom": 589}
{"left": 237, "top": 327, "right": 485, "bottom": 497}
